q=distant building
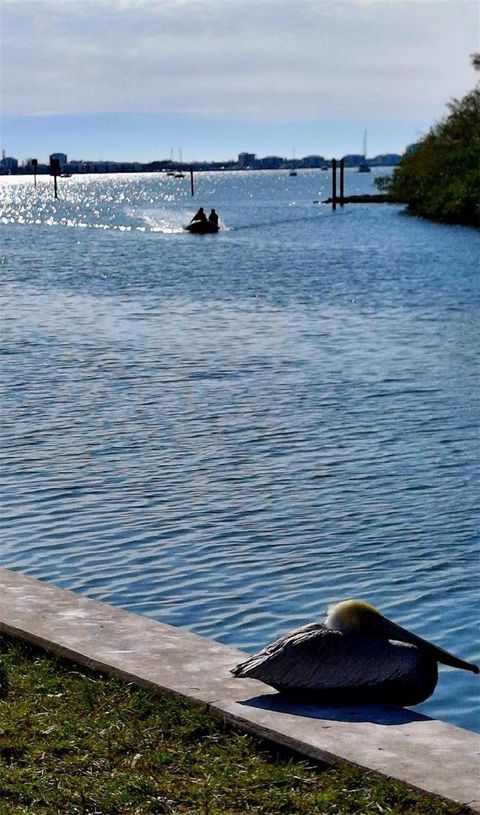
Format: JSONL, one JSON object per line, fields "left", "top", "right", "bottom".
{"left": 63, "top": 160, "right": 87, "bottom": 173}
{"left": 300, "top": 155, "right": 326, "bottom": 168}
{"left": 0, "top": 156, "right": 18, "bottom": 172}
{"left": 20, "top": 158, "right": 49, "bottom": 174}
{"left": 256, "top": 155, "right": 284, "bottom": 169}
{"left": 237, "top": 152, "right": 257, "bottom": 169}
{"left": 49, "top": 153, "right": 67, "bottom": 168}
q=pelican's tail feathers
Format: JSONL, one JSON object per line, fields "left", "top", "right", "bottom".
{"left": 231, "top": 655, "right": 264, "bottom": 679}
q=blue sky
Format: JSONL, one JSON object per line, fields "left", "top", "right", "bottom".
{"left": 1, "top": 0, "right": 479, "bottom": 164}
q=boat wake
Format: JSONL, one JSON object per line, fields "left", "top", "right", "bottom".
{"left": 233, "top": 212, "right": 324, "bottom": 231}
{"left": 133, "top": 208, "right": 186, "bottom": 234}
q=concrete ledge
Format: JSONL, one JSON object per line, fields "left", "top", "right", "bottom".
{"left": 0, "top": 569, "right": 478, "bottom": 811}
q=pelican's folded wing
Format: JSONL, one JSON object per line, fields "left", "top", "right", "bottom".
{"left": 232, "top": 626, "right": 420, "bottom": 691}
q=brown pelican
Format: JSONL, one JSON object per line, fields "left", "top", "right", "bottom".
{"left": 231, "top": 600, "right": 479, "bottom": 706}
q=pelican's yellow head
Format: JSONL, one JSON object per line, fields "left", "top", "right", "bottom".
{"left": 325, "top": 599, "right": 479, "bottom": 675}
{"left": 325, "top": 599, "right": 380, "bottom": 632}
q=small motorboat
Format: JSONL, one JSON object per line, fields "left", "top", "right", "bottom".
{"left": 183, "top": 220, "right": 219, "bottom": 234}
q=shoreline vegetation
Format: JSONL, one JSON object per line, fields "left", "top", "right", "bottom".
{"left": 0, "top": 635, "right": 471, "bottom": 815}
{"left": 375, "top": 56, "right": 480, "bottom": 227}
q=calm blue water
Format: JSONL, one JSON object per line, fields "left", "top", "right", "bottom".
{"left": 1, "top": 170, "right": 479, "bottom": 731}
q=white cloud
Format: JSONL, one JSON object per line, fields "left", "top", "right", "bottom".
{"left": 1, "top": 0, "right": 478, "bottom": 121}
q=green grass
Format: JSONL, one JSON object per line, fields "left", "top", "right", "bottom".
{"left": 0, "top": 635, "right": 470, "bottom": 815}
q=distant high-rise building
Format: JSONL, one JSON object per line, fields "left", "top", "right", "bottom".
{"left": 49, "top": 153, "right": 67, "bottom": 166}
{"left": 238, "top": 152, "right": 256, "bottom": 169}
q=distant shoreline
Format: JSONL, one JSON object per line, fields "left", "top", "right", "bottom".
{"left": 1, "top": 163, "right": 398, "bottom": 178}
{"left": 1, "top": 149, "right": 403, "bottom": 177}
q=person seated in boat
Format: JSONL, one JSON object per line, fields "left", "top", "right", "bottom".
{"left": 190, "top": 207, "right": 207, "bottom": 223}
{"left": 208, "top": 209, "right": 219, "bottom": 226}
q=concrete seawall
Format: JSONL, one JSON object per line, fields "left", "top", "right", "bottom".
{"left": 0, "top": 569, "right": 478, "bottom": 811}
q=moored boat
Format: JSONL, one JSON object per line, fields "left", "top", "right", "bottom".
{"left": 358, "top": 130, "right": 371, "bottom": 172}
{"left": 358, "top": 161, "right": 371, "bottom": 173}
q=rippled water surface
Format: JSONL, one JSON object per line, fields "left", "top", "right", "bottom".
{"left": 1, "top": 170, "right": 479, "bottom": 730}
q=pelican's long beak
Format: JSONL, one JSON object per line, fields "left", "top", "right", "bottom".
{"left": 375, "top": 615, "right": 479, "bottom": 674}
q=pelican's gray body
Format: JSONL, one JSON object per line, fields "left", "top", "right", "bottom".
{"left": 232, "top": 622, "right": 439, "bottom": 706}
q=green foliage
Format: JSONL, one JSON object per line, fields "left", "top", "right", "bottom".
{"left": 381, "top": 82, "right": 480, "bottom": 226}
{"left": 0, "top": 636, "right": 471, "bottom": 815}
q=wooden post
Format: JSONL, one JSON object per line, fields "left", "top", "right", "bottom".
{"left": 331, "top": 159, "right": 337, "bottom": 211}
{"left": 190, "top": 167, "right": 194, "bottom": 196}
{"left": 32, "top": 158, "right": 38, "bottom": 188}
{"left": 50, "top": 158, "right": 60, "bottom": 199}
{"left": 339, "top": 158, "right": 345, "bottom": 207}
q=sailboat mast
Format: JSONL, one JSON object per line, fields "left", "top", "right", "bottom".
{"left": 357, "top": 130, "right": 371, "bottom": 172}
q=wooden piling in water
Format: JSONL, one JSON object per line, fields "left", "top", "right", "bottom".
{"left": 50, "top": 158, "right": 60, "bottom": 199}
{"left": 339, "top": 158, "right": 345, "bottom": 207}
{"left": 32, "top": 159, "right": 38, "bottom": 188}
{"left": 331, "top": 159, "right": 337, "bottom": 211}
{"left": 190, "top": 168, "right": 194, "bottom": 196}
